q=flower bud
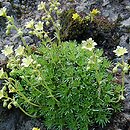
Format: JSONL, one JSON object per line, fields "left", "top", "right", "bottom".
{"left": 49, "top": 8, "right": 53, "bottom": 12}
{"left": 3, "top": 101, "right": 7, "bottom": 107}
{"left": 36, "top": 64, "right": 41, "bottom": 68}
{"left": 112, "top": 67, "right": 117, "bottom": 73}
{"left": 46, "top": 21, "right": 50, "bottom": 26}
{"left": 57, "top": 2, "right": 60, "bottom": 6}
{"left": 8, "top": 104, "right": 12, "bottom": 109}
{"left": 119, "top": 95, "right": 125, "bottom": 100}
{"left": 54, "top": 7, "right": 58, "bottom": 11}
{"left": 13, "top": 101, "right": 18, "bottom": 107}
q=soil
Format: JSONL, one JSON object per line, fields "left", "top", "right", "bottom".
{"left": 0, "top": 0, "right": 130, "bottom": 130}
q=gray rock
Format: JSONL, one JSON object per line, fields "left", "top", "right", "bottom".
{"left": 102, "top": 0, "right": 110, "bottom": 7}
{"left": 126, "top": 5, "right": 130, "bottom": 11}
{"left": 123, "top": 113, "right": 130, "bottom": 122}
{"left": 23, "top": 36, "right": 33, "bottom": 45}
{"left": 121, "top": 17, "right": 130, "bottom": 27}
{"left": 0, "top": 54, "right": 6, "bottom": 61}
{"left": 124, "top": 77, "right": 130, "bottom": 84}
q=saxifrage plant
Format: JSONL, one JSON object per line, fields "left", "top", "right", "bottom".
{"left": 0, "top": 1, "right": 127, "bottom": 130}
{"left": 0, "top": 39, "right": 123, "bottom": 129}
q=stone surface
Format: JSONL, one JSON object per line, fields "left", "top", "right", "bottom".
{"left": 121, "top": 17, "right": 130, "bottom": 27}
{"left": 0, "top": 0, "right": 130, "bottom": 130}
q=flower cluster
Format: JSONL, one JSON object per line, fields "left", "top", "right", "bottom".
{"left": 1, "top": 45, "right": 33, "bottom": 68}
{"left": 24, "top": 1, "right": 62, "bottom": 44}
{"left": 113, "top": 46, "right": 130, "bottom": 100}
{"left": 72, "top": 9, "right": 100, "bottom": 22}
{"left": 113, "top": 46, "right": 129, "bottom": 73}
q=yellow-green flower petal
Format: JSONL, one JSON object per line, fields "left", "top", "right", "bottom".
{"left": 72, "top": 13, "right": 80, "bottom": 20}
{"left": 15, "top": 45, "right": 25, "bottom": 56}
{"left": 90, "top": 9, "right": 100, "bottom": 15}
{"left": 0, "top": 7, "right": 7, "bottom": 17}
{"left": 35, "top": 21, "right": 43, "bottom": 31}
{"left": 38, "top": 1, "right": 45, "bottom": 10}
{"left": 82, "top": 38, "right": 97, "bottom": 51}
{"left": 1, "top": 45, "right": 13, "bottom": 56}
{"left": 113, "top": 46, "right": 128, "bottom": 57}
{"left": 21, "top": 56, "right": 33, "bottom": 67}
{"left": 25, "top": 19, "right": 34, "bottom": 29}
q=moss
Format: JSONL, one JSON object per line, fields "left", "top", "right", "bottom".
{"left": 60, "top": 9, "right": 93, "bottom": 41}
{"left": 60, "top": 9, "right": 120, "bottom": 49}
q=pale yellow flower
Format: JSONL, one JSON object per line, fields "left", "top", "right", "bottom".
{"left": 0, "top": 68, "right": 4, "bottom": 79}
{"left": 25, "top": 19, "right": 34, "bottom": 29}
{"left": 2, "top": 45, "right": 13, "bottom": 56}
{"left": 72, "top": 13, "right": 80, "bottom": 20}
{"left": 90, "top": 9, "right": 100, "bottom": 15}
{"left": 6, "top": 16, "right": 14, "bottom": 23}
{"left": 35, "top": 21, "right": 43, "bottom": 31}
{"left": 82, "top": 38, "right": 97, "bottom": 51}
{"left": 113, "top": 46, "right": 128, "bottom": 57}
{"left": 21, "top": 56, "right": 33, "bottom": 67}
{"left": 15, "top": 45, "right": 25, "bottom": 56}
{"left": 38, "top": 1, "right": 45, "bottom": 10}
{"left": 32, "top": 127, "right": 40, "bottom": 130}
{"left": 0, "top": 7, "right": 7, "bottom": 17}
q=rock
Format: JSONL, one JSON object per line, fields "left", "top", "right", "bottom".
{"left": 102, "top": 0, "right": 110, "bottom": 7}
{"left": 121, "top": 17, "right": 130, "bottom": 27}
{"left": 126, "top": 5, "right": 130, "bottom": 11}
{"left": 0, "top": 54, "right": 7, "bottom": 64}
{"left": 123, "top": 113, "right": 130, "bottom": 122}
{"left": 23, "top": 36, "right": 33, "bottom": 45}
{"left": 109, "top": 12, "right": 119, "bottom": 21}
{"left": 17, "top": 119, "right": 45, "bottom": 130}
{"left": 124, "top": 77, "right": 129, "bottom": 84}
{"left": 0, "top": 0, "right": 130, "bottom": 130}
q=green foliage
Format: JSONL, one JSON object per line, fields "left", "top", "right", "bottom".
{"left": 0, "top": 2, "right": 123, "bottom": 130}
{"left": 1, "top": 41, "right": 122, "bottom": 130}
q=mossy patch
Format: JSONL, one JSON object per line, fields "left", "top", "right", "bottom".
{"left": 60, "top": 9, "right": 120, "bottom": 49}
